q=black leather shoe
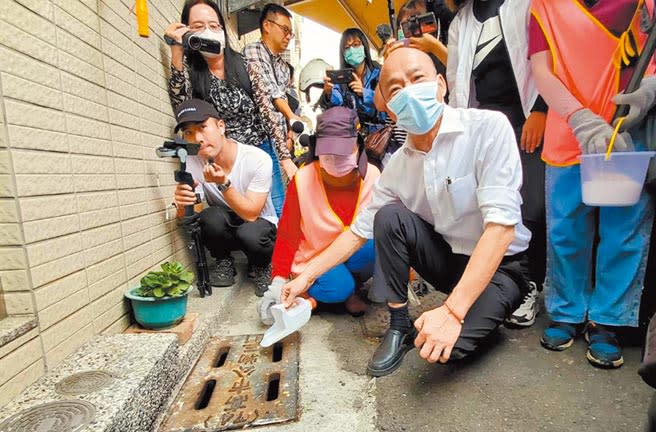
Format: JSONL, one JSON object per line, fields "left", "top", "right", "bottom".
{"left": 367, "top": 328, "right": 416, "bottom": 377}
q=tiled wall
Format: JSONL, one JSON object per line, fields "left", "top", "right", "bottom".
{"left": 0, "top": 0, "right": 196, "bottom": 407}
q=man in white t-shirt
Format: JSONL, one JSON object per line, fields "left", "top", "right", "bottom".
{"left": 173, "top": 99, "right": 278, "bottom": 296}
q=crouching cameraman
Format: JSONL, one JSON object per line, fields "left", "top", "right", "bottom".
{"left": 173, "top": 99, "right": 277, "bottom": 296}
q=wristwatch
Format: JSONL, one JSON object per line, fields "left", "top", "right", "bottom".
{"left": 217, "top": 179, "right": 231, "bottom": 193}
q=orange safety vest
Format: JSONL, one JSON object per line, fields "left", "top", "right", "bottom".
{"left": 290, "top": 161, "right": 379, "bottom": 275}
{"left": 531, "top": 0, "right": 655, "bottom": 166}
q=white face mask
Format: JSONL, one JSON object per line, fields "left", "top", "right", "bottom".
{"left": 196, "top": 28, "right": 225, "bottom": 58}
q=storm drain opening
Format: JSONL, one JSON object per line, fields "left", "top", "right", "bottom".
{"left": 215, "top": 346, "right": 230, "bottom": 368}
{"left": 162, "top": 333, "right": 300, "bottom": 431}
{"left": 266, "top": 373, "right": 280, "bottom": 401}
{"left": 272, "top": 342, "right": 283, "bottom": 363}
{"left": 195, "top": 379, "right": 217, "bottom": 410}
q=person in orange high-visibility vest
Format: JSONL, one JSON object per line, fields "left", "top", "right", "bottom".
{"left": 261, "top": 107, "right": 381, "bottom": 320}
{"left": 529, "top": 0, "right": 655, "bottom": 369}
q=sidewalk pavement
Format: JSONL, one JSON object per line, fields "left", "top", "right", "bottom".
{"left": 199, "top": 273, "right": 652, "bottom": 432}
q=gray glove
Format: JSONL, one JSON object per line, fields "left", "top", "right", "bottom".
{"left": 613, "top": 75, "right": 656, "bottom": 131}
{"left": 568, "top": 108, "right": 633, "bottom": 154}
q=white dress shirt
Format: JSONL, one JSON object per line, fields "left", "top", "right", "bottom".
{"left": 351, "top": 105, "right": 531, "bottom": 256}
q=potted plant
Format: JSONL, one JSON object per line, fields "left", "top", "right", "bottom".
{"left": 124, "top": 261, "right": 194, "bottom": 329}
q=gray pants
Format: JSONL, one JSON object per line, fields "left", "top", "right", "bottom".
{"left": 371, "top": 203, "right": 529, "bottom": 360}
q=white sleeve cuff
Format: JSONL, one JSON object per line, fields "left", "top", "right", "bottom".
{"left": 477, "top": 187, "right": 523, "bottom": 226}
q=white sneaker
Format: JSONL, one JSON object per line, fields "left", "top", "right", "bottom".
{"left": 505, "top": 281, "right": 539, "bottom": 327}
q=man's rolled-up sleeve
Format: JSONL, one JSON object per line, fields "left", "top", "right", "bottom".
{"left": 475, "top": 113, "right": 524, "bottom": 227}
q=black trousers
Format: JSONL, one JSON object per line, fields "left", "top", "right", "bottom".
{"left": 516, "top": 126, "right": 547, "bottom": 286}
{"left": 198, "top": 204, "right": 276, "bottom": 266}
{"left": 371, "top": 203, "right": 530, "bottom": 360}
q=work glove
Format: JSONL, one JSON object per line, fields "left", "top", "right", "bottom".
{"left": 613, "top": 75, "right": 656, "bottom": 131}
{"left": 568, "top": 108, "right": 634, "bottom": 154}
{"left": 257, "top": 276, "right": 286, "bottom": 326}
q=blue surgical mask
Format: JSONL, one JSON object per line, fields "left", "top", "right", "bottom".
{"left": 386, "top": 81, "right": 444, "bottom": 135}
{"left": 344, "top": 46, "right": 366, "bottom": 66}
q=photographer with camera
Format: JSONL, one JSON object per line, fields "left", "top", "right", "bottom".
{"left": 172, "top": 99, "right": 277, "bottom": 296}
{"left": 165, "top": 0, "right": 285, "bottom": 218}
{"left": 384, "top": 0, "right": 454, "bottom": 73}
{"left": 320, "top": 28, "right": 388, "bottom": 137}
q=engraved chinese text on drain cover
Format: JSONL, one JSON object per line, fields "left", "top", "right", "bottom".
{"left": 162, "top": 333, "right": 300, "bottom": 431}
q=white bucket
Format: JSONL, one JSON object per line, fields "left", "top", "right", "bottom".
{"left": 580, "top": 152, "right": 656, "bottom": 206}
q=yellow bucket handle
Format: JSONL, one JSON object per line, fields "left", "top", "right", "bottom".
{"left": 606, "top": 116, "right": 627, "bottom": 160}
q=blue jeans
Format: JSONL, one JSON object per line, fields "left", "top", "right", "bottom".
{"left": 545, "top": 158, "right": 654, "bottom": 326}
{"left": 259, "top": 138, "right": 285, "bottom": 217}
{"left": 308, "top": 239, "right": 375, "bottom": 303}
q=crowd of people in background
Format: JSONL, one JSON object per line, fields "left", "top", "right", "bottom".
{"left": 166, "top": 0, "right": 656, "bottom": 376}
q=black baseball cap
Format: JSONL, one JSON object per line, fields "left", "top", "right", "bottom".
{"left": 174, "top": 99, "right": 221, "bottom": 133}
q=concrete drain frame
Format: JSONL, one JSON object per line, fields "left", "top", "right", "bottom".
{"left": 0, "top": 400, "right": 96, "bottom": 432}
{"left": 163, "top": 333, "right": 300, "bottom": 431}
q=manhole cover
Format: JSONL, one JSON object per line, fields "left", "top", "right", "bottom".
{"left": 0, "top": 400, "right": 96, "bottom": 432}
{"left": 361, "top": 281, "right": 446, "bottom": 337}
{"left": 55, "top": 371, "right": 114, "bottom": 396}
{"left": 162, "top": 333, "right": 300, "bottom": 431}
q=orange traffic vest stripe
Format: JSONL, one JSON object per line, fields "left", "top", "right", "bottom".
{"left": 290, "top": 161, "right": 379, "bottom": 275}
{"left": 531, "top": 0, "right": 655, "bottom": 166}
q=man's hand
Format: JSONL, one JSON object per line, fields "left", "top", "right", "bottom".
{"left": 520, "top": 111, "right": 546, "bottom": 153}
{"left": 407, "top": 33, "right": 440, "bottom": 55}
{"left": 414, "top": 305, "right": 463, "bottom": 363}
{"left": 203, "top": 161, "right": 226, "bottom": 185}
{"left": 281, "top": 274, "right": 311, "bottom": 308}
{"left": 174, "top": 180, "right": 199, "bottom": 208}
{"left": 280, "top": 158, "right": 298, "bottom": 180}
{"left": 323, "top": 75, "right": 334, "bottom": 95}
{"left": 349, "top": 73, "right": 364, "bottom": 96}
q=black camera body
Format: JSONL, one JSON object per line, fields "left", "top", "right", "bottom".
{"left": 327, "top": 69, "right": 354, "bottom": 85}
{"left": 401, "top": 12, "right": 439, "bottom": 38}
{"left": 181, "top": 31, "right": 222, "bottom": 54}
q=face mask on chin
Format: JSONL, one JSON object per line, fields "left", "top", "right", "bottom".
{"left": 386, "top": 81, "right": 444, "bottom": 135}
{"left": 319, "top": 153, "right": 358, "bottom": 178}
{"left": 196, "top": 28, "right": 225, "bottom": 58}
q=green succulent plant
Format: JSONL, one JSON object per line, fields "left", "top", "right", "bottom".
{"left": 135, "top": 261, "right": 194, "bottom": 298}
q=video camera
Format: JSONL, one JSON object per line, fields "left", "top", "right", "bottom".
{"left": 401, "top": 12, "right": 439, "bottom": 38}
{"left": 164, "top": 32, "right": 222, "bottom": 55}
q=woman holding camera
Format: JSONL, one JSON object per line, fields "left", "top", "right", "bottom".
{"left": 165, "top": 0, "right": 285, "bottom": 218}
{"left": 320, "top": 28, "right": 387, "bottom": 136}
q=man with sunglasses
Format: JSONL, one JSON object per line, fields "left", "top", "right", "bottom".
{"left": 244, "top": 3, "right": 302, "bottom": 181}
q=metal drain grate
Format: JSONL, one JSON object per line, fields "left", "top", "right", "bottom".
{"left": 55, "top": 371, "right": 114, "bottom": 396}
{"left": 162, "top": 333, "right": 300, "bottom": 431}
{"left": 361, "top": 284, "right": 446, "bottom": 337}
{"left": 0, "top": 400, "right": 96, "bottom": 432}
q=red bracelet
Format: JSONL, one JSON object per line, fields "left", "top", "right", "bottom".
{"left": 443, "top": 301, "right": 464, "bottom": 324}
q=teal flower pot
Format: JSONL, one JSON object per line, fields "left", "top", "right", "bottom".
{"left": 125, "top": 286, "right": 189, "bottom": 330}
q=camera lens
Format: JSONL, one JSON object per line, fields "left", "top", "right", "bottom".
{"left": 187, "top": 34, "right": 202, "bottom": 50}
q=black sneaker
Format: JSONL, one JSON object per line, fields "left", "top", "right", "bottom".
{"left": 250, "top": 263, "right": 272, "bottom": 297}
{"left": 209, "top": 258, "right": 235, "bottom": 287}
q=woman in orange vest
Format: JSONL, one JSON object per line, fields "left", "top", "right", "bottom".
{"left": 529, "top": 0, "right": 655, "bottom": 368}
{"left": 266, "top": 107, "right": 381, "bottom": 316}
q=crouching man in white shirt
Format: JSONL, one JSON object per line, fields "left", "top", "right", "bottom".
{"left": 281, "top": 47, "right": 531, "bottom": 377}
